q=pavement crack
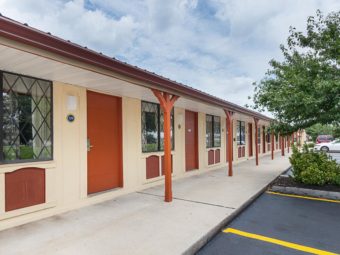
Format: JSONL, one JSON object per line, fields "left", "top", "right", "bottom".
{"left": 137, "top": 191, "right": 236, "bottom": 209}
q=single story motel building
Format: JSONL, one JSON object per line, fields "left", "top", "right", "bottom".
{"left": 0, "top": 16, "right": 299, "bottom": 230}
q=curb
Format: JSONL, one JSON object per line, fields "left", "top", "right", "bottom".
{"left": 183, "top": 168, "right": 289, "bottom": 255}
{"left": 270, "top": 185, "right": 340, "bottom": 200}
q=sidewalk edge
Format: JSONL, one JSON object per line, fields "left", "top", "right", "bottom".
{"left": 183, "top": 167, "right": 289, "bottom": 255}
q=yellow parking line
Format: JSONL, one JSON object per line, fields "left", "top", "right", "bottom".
{"left": 266, "top": 191, "right": 340, "bottom": 204}
{"left": 223, "top": 228, "right": 339, "bottom": 255}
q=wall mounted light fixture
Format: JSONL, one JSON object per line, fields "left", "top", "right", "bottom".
{"left": 177, "top": 112, "right": 184, "bottom": 129}
{"left": 67, "top": 95, "right": 77, "bottom": 111}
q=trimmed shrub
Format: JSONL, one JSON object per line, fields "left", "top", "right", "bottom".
{"left": 290, "top": 145, "right": 340, "bottom": 186}
{"left": 334, "top": 175, "right": 340, "bottom": 186}
{"left": 300, "top": 165, "right": 327, "bottom": 186}
{"left": 307, "top": 142, "right": 315, "bottom": 148}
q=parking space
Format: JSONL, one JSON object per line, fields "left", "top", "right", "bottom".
{"left": 197, "top": 192, "right": 340, "bottom": 255}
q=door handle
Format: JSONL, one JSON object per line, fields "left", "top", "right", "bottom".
{"left": 87, "top": 138, "right": 94, "bottom": 152}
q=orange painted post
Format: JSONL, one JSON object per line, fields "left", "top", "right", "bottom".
{"left": 224, "top": 110, "right": 234, "bottom": 176}
{"left": 271, "top": 131, "right": 274, "bottom": 160}
{"left": 254, "top": 118, "right": 259, "bottom": 166}
{"left": 152, "top": 89, "right": 179, "bottom": 202}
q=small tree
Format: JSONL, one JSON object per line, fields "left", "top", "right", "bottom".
{"left": 306, "top": 123, "right": 335, "bottom": 141}
{"left": 333, "top": 126, "right": 340, "bottom": 138}
{"left": 252, "top": 10, "right": 340, "bottom": 134}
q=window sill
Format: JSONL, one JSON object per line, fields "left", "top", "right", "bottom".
{"left": 141, "top": 151, "right": 175, "bottom": 159}
{"left": 0, "top": 161, "right": 56, "bottom": 174}
{"left": 205, "top": 147, "right": 221, "bottom": 152}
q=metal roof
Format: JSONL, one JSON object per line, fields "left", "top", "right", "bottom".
{"left": 0, "top": 14, "right": 272, "bottom": 121}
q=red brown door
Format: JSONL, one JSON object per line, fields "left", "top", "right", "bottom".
{"left": 248, "top": 123, "right": 253, "bottom": 157}
{"left": 185, "top": 110, "right": 198, "bottom": 171}
{"left": 87, "top": 91, "right": 123, "bottom": 194}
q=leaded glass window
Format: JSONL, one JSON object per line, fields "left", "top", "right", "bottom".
{"left": 206, "top": 115, "right": 213, "bottom": 148}
{"left": 213, "top": 116, "right": 221, "bottom": 147}
{"left": 266, "top": 129, "right": 271, "bottom": 143}
{"left": 236, "top": 120, "right": 246, "bottom": 145}
{"left": 0, "top": 71, "right": 53, "bottom": 163}
{"left": 257, "top": 127, "right": 261, "bottom": 144}
{"left": 160, "top": 109, "right": 174, "bottom": 151}
{"left": 141, "top": 101, "right": 174, "bottom": 152}
{"left": 206, "top": 114, "right": 221, "bottom": 148}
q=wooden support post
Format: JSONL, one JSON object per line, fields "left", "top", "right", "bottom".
{"left": 224, "top": 110, "right": 234, "bottom": 176}
{"left": 281, "top": 136, "right": 285, "bottom": 156}
{"left": 152, "top": 89, "right": 179, "bottom": 202}
{"left": 271, "top": 131, "right": 274, "bottom": 160}
{"left": 254, "top": 118, "right": 259, "bottom": 166}
{"left": 287, "top": 135, "right": 290, "bottom": 153}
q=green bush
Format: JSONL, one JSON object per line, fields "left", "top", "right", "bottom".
{"left": 290, "top": 145, "right": 340, "bottom": 186}
{"left": 300, "top": 165, "right": 327, "bottom": 186}
{"left": 3, "top": 145, "right": 34, "bottom": 160}
{"left": 20, "top": 146, "right": 34, "bottom": 159}
{"left": 307, "top": 142, "right": 315, "bottom": 148}
{"left": 334, "top": 175, "right": 340, "bottom": 186}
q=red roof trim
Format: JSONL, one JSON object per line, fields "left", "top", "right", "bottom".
{"left": 0, "top": 15, "right": 272, "bottom": 121}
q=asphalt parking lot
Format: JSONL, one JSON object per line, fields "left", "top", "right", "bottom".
{"left": 197, "top": 192, "right": 340, "bottom": 255}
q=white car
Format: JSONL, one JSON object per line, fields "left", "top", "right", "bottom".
{"left": 314, "top": 139, "right": 340, "bottom": 152}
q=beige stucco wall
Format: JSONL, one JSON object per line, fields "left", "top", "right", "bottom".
{"left": 0, "top": 37, "right": 291, "bottom": 231}
{"left": 0, "top": 81, "right": 226, "bottom": 230}
{"left": 0, "top": 79, "right": 281, "bottom": 231}
{"left": 229, "top": 114, "right": 277, "bottom": 165}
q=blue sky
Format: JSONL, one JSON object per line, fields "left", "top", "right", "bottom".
{"left": 0, "top": 0, "right": 339, "bottom": 108}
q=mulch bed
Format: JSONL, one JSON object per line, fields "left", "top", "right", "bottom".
{"left": 271, "top": 175, "right": 340, "bottom": 193}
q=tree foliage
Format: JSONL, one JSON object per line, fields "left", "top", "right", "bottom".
{"left": 252, "top": 10, "right": 340, "bottom": 134}
{"left": 305, "top": 123, "right": 339, "bottom": 141}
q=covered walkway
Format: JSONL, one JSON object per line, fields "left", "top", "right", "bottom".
{"left": 0, "top": 152, "right": 290, "bottom": 255}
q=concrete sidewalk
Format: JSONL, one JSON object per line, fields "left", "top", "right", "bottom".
{"left": 0, "top": 154, "right": 290, "bottom": 255}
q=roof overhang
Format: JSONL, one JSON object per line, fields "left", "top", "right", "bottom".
{"left": 0, "top": 15, "right": 272, "bottom": 121}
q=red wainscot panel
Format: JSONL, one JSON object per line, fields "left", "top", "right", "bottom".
{"left": 161, "top": 155, "right": 173, "bottom": 175}
{"left": 238, "top": 146, "right": 246, "bottom": 158}
{"left": 5, "top": 167, "right": 46, "bottom": 212}
{"left": 146, "top": 155, "right": 160, "bottom": 179}
{"left": 215, "top": 149, "right": 220, "bottom": 163}
{"left": 208, "top": 150, "right": 215, "bottom": 165}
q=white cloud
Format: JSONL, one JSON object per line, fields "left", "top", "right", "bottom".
{"left": 0, "top": 0, "right": 339, "bottom": 111}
